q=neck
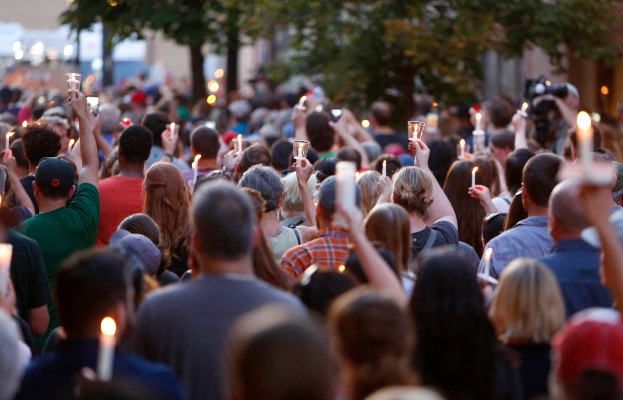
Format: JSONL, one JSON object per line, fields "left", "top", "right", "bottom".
{"left": 527, "top": 205, "right": 549, "bottom": 218}
{"left": 260, "top": 210, "right": 282, "bottom": 236}
{"left": 118, "top": 162, "right": 146, "bottom": 178}
{"left": 317, "top": 217, "right": 331, "bottom": 231}
{"left": 38, "top": 198, "right": 67, "bottom": 214}
{"left": 553, "top": 231, "right": 583, "bottom": 242}
{"left": 409, "top": 213, "right": 427, "bottom": 233}
{"left": 197, "top": 253, "right": 255, "bottom": 276}
{"left": 373, "top": 125, "right": 394, "bottom": 134}
{"left": 198, "top": 158, "right": 218, "bottom": 169}
{"left": 28, "top": 162, "right": 36, "bottom": 175}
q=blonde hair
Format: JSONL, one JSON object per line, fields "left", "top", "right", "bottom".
{"left": 280, "top": 171, "right": 317, "bottom": 219}
{"left": 489, "top": 258, "right": 565, "bottom": 343}
{"left": 358, "top": 171, "right": 381, "bottom": 216}
{"left": 392, "top": 166, "right": 433, "bottom": 217}
{"left": 365, "top": 203, "right": 410, "bottom": 273}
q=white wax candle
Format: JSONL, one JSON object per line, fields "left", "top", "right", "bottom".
{"left": 98, "top": 317, "right": 116, "bottom": 381}
{"left": 0, "top": 244, "right": 12, "bottom": 298}
{"left": 237, "top": 134, "right": 243, "bottom": 154}
{"left": 170, "top": 122, "right": 176, "bottom": 135}
{"left": 297, "top": 146, "right": 302, "bottom": 167}
{"left": 484, "top": 248, "right": 492, "bottom": 278}
{"left": 577, "top": 112, "right": 593, "bottom": 176}
{"left": 382, "top": 160, "right": 387, "bottom": 177}
{"left": 475, "top": 113, "right": 482, "bottom": 131}
{"left": 5, "top": 132, "right": 13, "bottom": 153}
{"left": 297, "top": 95, "right": 307, "bottom": 109}
{"left": 471, "top": 167, "right": 478, "bottom": 190}
{"left": 67, "top": 139, "right": 75, "bottom": 156}
{"left": 459, "top": 139, "right": 465, "bottom": 159}
{"left": 193, "top": 154, "right": 201, "bottom": 183}
{"left": 336, "top": 161, "right": 356, "bottom": 213}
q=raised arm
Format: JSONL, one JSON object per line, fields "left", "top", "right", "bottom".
{"left": 512, "top": 113, "right": 528, "bottom": 150}
{"left": 411, "top": 140, "right": 457, "bottom": 228}
{"left": 3, "top": 150, "right": 35, "bottom": 216}
{"left": 330, "top": 118, "right": 370, "bottom": 169}
{"left": 68, "top": 91, "right": 98, "bottom": 187}
{"left": 90, "top": 111, "right": 113, "bottom": 157}
{"left": 292, "top": 158, "right": 317, "bottom": 228}
{"left": 292, "top": 108, "right": 309, "bottom": 142}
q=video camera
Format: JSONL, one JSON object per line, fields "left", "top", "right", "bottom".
{"left": 523, "top": 76, "right": 569, "bottom": 148}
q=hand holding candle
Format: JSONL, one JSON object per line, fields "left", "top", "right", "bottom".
{"left": 98, "top": 317, "right": 116, "bottom": 381}
{"left": 296, "top": 95, "right": 307, "bottom": 111}
{"left": 516, "top": 102, "right": 529, "bottom": 118}
{"left": 471, "top": 166, "right": 478, "bottom": 190}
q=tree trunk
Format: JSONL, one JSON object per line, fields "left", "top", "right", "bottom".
{"left": 190, "top": 45, "right": 207, "bottom": 101}
{"left": 226, "top": 9, "right": 240, "bottom": 95}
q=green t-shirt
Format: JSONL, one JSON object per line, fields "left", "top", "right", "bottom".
{"left": 19, "top": 183, "right": 100, "bottom": 346}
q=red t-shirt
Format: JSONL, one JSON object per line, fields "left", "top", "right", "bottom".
{"left": 97, "top": 176, "right": 145, "bottom": 246}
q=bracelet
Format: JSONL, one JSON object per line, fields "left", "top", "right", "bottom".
{"left": 163, "top": 153, "right": 173, "bottom": 159}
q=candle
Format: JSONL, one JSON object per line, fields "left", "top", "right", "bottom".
{"left": 296, "top": 95, "right": 307, "bottom": 110}
{"left": 336, "top": 162, "right": 356, "bottom": 227}
{"left": 237, "top": 134, "right": 243, "bottom": 155}
{"left": 471, "top": 167, "right": 478, "bottom": 190}
{"left": 67, "top": 139, "right": 75, "bottom": 156}
{"left": 459, "top": 139, "right": 465, "bottom": 159}
{"left": 484, "top": 248, "right": 492, "bottom": 278}
{"left": 475, "top": 113, "right": 482, "bottom": 131}
{"left": 0, "top": 244, "right": 13, "bottom": 298}
{"left": 577, "top": 111, "right": 593, "bottom": 175}
{"left": 5, "top": 132, "right": 14, "bottom": 153}
{"left": 98, "top": 317, "right": 116, "bottom": 381}
{"left": 382, "top": 160, "right": 387, "bottom": 177}
{"left": 517, "top": 102, "right": 528, "bottom": 118}
{"left": 170, "top": 122, "right": 176, "bottom": 135}
{"left": 121, "top": 118, "right": 131, "bottom": 127}
{"left": 338, "top": 264, "right": 345, "bottom": 273}
{"left": 21, "top": 121, "right": 27, "bottom": 128}
{"left": 297, "top": 145, "right": 303, "bottom": 167}
{"left": 193, "top": 154, "right": 201, "bottom": 184}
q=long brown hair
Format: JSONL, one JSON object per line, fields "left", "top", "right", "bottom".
{"left": 443, "top": 160, "right": 486, "bottom": 257}
{"left": 143, "top": 162, "right": 192, "bottom": 260}
{"left": 365, "top": 203, "right": 411, "bottom": 273}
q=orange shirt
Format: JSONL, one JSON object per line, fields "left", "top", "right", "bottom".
{"left": 97, "top": 176, "right": 145, "bottom": 246}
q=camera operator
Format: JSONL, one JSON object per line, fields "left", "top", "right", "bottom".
{"left": 532, "top": 83, "right": 579, "bottom": 155}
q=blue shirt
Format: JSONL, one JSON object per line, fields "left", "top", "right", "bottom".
{"left": 539, "top": 239, "right": 613, "bottom": 318}
{"left": 147, "top": 146, "right": 190, "bottom": 170}
{"left": 15, "top": 338, "right": 185, "bottom": 400}
{"left": 481, "top": 216, "right": 553, "bottom": 278}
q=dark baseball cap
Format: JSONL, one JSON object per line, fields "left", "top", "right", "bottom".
{"left": 317, "top": 175, "right": 362, "bottom": 213}
{"left": 35, "top": 157, "right": 75, "bottom": 191}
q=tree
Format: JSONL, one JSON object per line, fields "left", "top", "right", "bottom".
{"left": 60, "top": 0, "right": 250, "bottom": 100}
{"left": 247, "top": 0, "right": 622, "bottom": 121}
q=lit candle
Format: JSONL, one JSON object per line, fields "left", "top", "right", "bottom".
{"left": 170, "top": 122, "right": 176, "bottom": 135}
{"left": 193, "top": 154, "right": 201, "bottom": 184}
{"left": 459, "top": 139, "right": 465, "bottom": 159}
{"left": 21, "top": 121, "right": 27, "bottom": 128}
{"left": 382, "top": 160, "right": 387, "bottom": 177}
{"left": 484, "top": 248, "right": 492, "bottom": 278}
{"left": 237, "top": 134, "right": 243, "bottom": 155}
{"left": 67, "top": 138, "right": 75, "bottom": 156}
{"left": 471, "top": 166, "right": 478, "bottom": 190}
{"left": 121, "top": 118, "right": 131, "bottom": 127}
{"left": 5, "top": 132, "right": 14, "bottom": 153}
{"left": 0, "top": 244, "right": 13, "bottom": 298}
{"left": 338, "top": 264, "right": 345, "bottom": 273}
{"left": 577, "top": 112, "right": 592, "bottom": 175}
{"left": 297, "top": 145, "right": 303, "bottom": 167}
{"left": 296, "top": 95, "right": 307, "bottom": 110}
{"left": 97, "top": 317, "right": 116, "bottom": 381}
{"left": 517, "top": 102, "right": 528, "bottom": 118}
{"left": 475, "top": 113, "right": 482, "bottom": 131}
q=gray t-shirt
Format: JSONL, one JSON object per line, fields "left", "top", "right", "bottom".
{"left": 134, "top": 274, "right": 306, "bottom": 400}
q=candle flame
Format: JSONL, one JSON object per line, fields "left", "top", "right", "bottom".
{"left": 472, "top": 167, "right": 478, "bottom": 173}
{"left": 577, "top": 111, "right": 591, "bottom": 131}
{"left": 22, "top": 121, "right": 27, "bottom": 128}
{"left": 7, "top": 132, "right": 14, "bottom": 139}
{"left": 476, "top": 113, "right": 481, "bottom": 122}
{"left": 170, "top": 122, "right": 176, "bottom": 130}
{"left": 194, "top": 154, "right": 201, "bottom": 163}
{"left": 521, "top": 102, "right": 528, "bottom": 111}
{"left": 601, "top": 86, "right": 609, "bottom": 95}
{"left": 338, "top": 265, "right": 345, "bottom": 273}
{"left": 101, "top": 317, "right": 116, "bottom": 336}
{"left": 68, "top": 138, "right": 75, "bottom": 147}
{"left": 361, "top": 119, "right": 370, "bottom": 128}
{"left": 460, "top": 139, "right": 465, "bottom": 146}
{"left": 299, "top": 95, "right": 307, "bottom": 105}
{"left": 432, "top": 101, "right": 438, "bottom": 107}
{"left": 485, "top": 248, "right": 492, "bottom": 260}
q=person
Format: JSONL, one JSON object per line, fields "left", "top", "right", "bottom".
{"left": 280, "top": 175, "right": 362, "bottom": 277}
{"left": 134, "top": 182, "right": 305, "bottom": 400}
{"left": 496, "top": 149, "right": 535, "bottom": 212}
{"left": 372, "top": 154, "right": 402, "bottom": 179}
{"left": 443, "top": 160, "right": 487, "bottom": 257}
{"left": 19, "top": 121, "right": 62, "bottom": 214}
{"left": 227, "top": 100, "right": 251, "bottom": 135}
{"left": 239, "top": 144, "right": 272, "bottom": 175}
{"left": 19, "top": 91, "right": 100, "bottom": 349}
{"left": 270, "top": 140, "right": 295, "bottom": 175}
{"left": 379, "top": 140, "right": 458, "bottom": 263}
{"left": 0, "top": 309, "right": 26, "bottom": 400}
{"left": 239, "top": 163, "right": 317, "bottom": 263}
{"left": 97, "top": 125, "right": 152, "bottom": 246}
{"left": 123, "top": 90, "right": 147, "bottom": 124}
{"left": 143, "top": 162, "right": 192, "bottom": 277}
{"left": 550, "top": 308, "right": 623, "bottom": 400}
{"left": 229, "top": 306, "right": 333, "bottom": 400}
{"left": 99, "top": 103, "right": 122, "bottom": 145}
{"left": 534, "top": 83, "right": 579, "bottom": 155}
{"left": 410, "top": 249, "right": 520, "bottom": 400}
{"left": 489, "top": 258, "right": 565, "bottom": 399}
{"left": 14, "top": 249, "right": 185, "bottom": 400}
{"left": 329, "top": 288, "right": 415, "bottom": 400}
{"left": 306, "top": 112, "right": 336, "bottom": 159}
{"left": 365, "top": 387, "right": 444, "bottom": 400}
{"left": 292, "top": 269, "right": 358, "bottom": 317}
{"left": 9, "top": 139, "right": 30, "bottom": 179}
{"left": 357, "top": 171, "right": 380, "bottom": 216}
{"left": 279, "top": 168, "right": 318, "bottom": 227}
{"left": 143, "top": 112, "right": 189, "bottom": 170}
{"left": 181, "top": 126, "right": 220, "bottom": 185}
{"left": 480, "top": 153, "right": 562, "bottom": 278}
{"left": 39, "top": 116, "right": 71, "bottom": 155}
{"left": 369, "top": 101, "right": 409, "bottom": 152}
{"left": 539, "top": 179, "right": 613, "bottom": 317}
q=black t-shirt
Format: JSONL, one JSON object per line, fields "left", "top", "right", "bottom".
{"left": 20, "top": 175, "right": 78, "bottom": 214}
{"left": 7, "top": 229, "right": 52, "bottom": 322}
{"left": 410, "top": 220, "right": 459, "bottom": 257}
{"left": 374, "top": 132, "right": 410, "bottom": 153}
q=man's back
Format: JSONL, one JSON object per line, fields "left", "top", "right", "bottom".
{"left": 482, "top": 216, "right": 554, "bottom": 278}
{"left": 539, "top": 239, "right": 612, "bottom": 318}
{"left": 134, "top": 274, "right": 305, "bottom": 400}
{"left": 97, "top": 176, "right": 144, "bottom": 246}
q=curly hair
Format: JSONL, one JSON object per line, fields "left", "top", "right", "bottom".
{"left": 143, "top": 163, "right": 192, "bottom": 262}
{"left": 392, "top": 166, "right": 433, "bottom": 217}
{"left": 119, "top": 125, "right": 153, "bottom": 165}
{"left": 21, "top": 121, "right": 62, "bottom": 166}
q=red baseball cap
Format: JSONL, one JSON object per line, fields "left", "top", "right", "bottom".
{"left": 553, "top": 308, "right": 623, "bottom": 385}
{"left": 130, "top": 91, "right": 147, "bottom": 105}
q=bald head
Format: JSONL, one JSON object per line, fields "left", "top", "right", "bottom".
{"left": 549, "top": 179, "right": 588, "bottom": 234}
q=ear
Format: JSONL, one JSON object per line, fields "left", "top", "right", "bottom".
{"left": 32, "top": 181, "right": 39, "bottom": 196}
{"left": 67, "top": 185, "right": 77, "bottom": 200}
{"left": 316, "top": 202, "right": 322, "bottom": 218}
{"left": 189, "top": 234, "right": 200, "bottom": 276}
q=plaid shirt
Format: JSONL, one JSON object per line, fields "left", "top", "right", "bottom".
{"left": 280, "top": 226, "right": 350, "bottom": 277}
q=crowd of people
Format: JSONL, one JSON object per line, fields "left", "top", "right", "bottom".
{"left": 0, "top": 79, "right": 623, "bottom": 400}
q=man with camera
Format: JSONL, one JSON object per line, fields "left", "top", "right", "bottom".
{"left": 531, "top": 81, "right": 579, "bottom": 155}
